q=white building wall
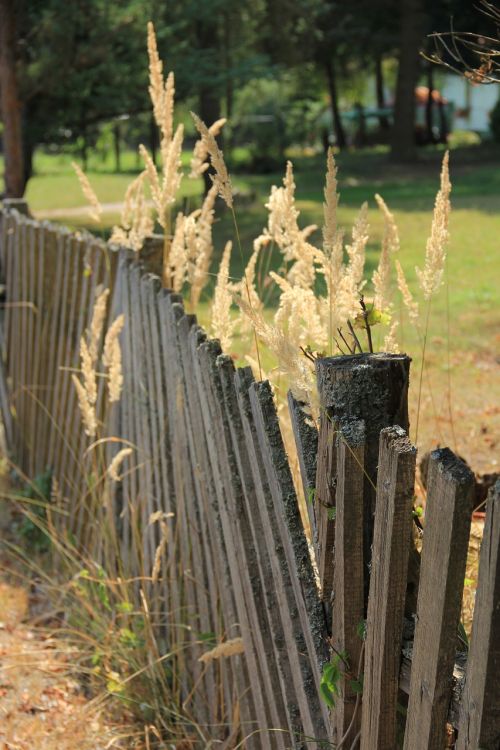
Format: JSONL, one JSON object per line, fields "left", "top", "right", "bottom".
{"left": 441, "top": 74, "right": 500, "bottom": 133}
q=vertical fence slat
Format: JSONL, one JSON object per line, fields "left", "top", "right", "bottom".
{"left": 456, "top": 480, "right": 500, "bottom": 750}
{"left": 331, "top": 419, "right": 365, "bottom": 746}
{"left": 403, "top": 449, "right": 474, "bottom": 750}
{"left": 249, "top": 380, "right": 330, "bottom": 744}
{"left": 198, "top": 345, "right": 272, "bottom": 748}
{"left": 27, "top": 222, "right": 46, "bottom": 476}
{"left": 234, "top": 367, "right": 303, "bottom": 747}
{"left": 195, "top": 339, "right": 257, "bottom": 743}
{"left": 164, "top": 297, "right": 226, "bottom": 731}
{"left": 287, "top": 392, "right": 319, "bottom": 550}
{"left": 220, "top": 359, "right": 290, "bottom": 749}
{"left": 360, "top": 426, "right": 416, "bottom": 750}
{"left": 46, "top": 229, "right": 72, "bottom": 470}
{"left": 178, "top": 312, "right": 226, "bottom": 731}
{"left": 25, "top": 222, "right": 39, "bottom": 477}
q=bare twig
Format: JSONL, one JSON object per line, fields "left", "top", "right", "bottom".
{"left": 337, "top": 327, "right": 355, "bottom": 354}
{"left": 359, "top": 295, "right": 373, "bottom": 353}
{"left": 347, "top": 320, "right": 363, "bottom": 353}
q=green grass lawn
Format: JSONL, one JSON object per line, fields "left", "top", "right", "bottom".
{"left": 6, "top": 141, "right": 500, "bottom": 473}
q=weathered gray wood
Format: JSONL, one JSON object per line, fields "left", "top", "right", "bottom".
{"left": 250, "top": 380, "right": 330, "bottom": 745}
{"left": 403, "top": 448, "right": 475, "bottom": 750}
{"left": 16, "top": 219, "right": 30, "bottom": 469}
{"left": 162, "top": 296, "right": 230, "bottom": 730}
{"left": 196, "top": 344, "right": 271, "bottom": 747}
{"left": 234, "top": 367, "right": 305, "bottom": 747}
{"left": 219, "top": 358, "right": 290, "bottom": 749}
{"left": 175, "top": 310, "right": 227, "bottom": 730}
{"left": 26, "top": 222, "right": 46, "bottom": 476}
{"left": 287, "top": 391, "right": 319, "bottom": 550}
{"left": 360, "top": 426, "right": 416, "bottom": 750}
{"left": 456, "top": 480, "right": 500, "bottom": 750}
{"left": 24, "top": 221, "right": 39, "bottom": 478}
{"left": 194, "top": 339, "right": 258, "bottom": 743}
{"left": 46, "top": 229, "right": 73, "bottom": 470}
{"left": 332, "top": 419, "right": 365, "bottom": 746}
{"left": 314, "top": 410, "right": 337, "bottom": 611}
{"left": 315, "top": 353, "right": 411, "bottom": 609}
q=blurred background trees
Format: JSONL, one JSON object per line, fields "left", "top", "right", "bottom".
{"left": 1, "top": 0, "right": 499, "bottom": 196}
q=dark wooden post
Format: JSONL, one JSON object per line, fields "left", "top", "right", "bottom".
{"left": 315, "top": 353, "right": 411, "bottom": 609}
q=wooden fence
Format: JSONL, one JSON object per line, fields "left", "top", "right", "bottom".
{"left": 0, "top": 204, "right": 498, "bottom": 749}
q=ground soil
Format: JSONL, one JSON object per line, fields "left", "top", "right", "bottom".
{"left": 0, "top": 481, "right": 133, "bottom": 750}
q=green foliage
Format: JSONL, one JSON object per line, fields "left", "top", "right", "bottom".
{"left": 448, "top": 129, "right": 482, "bottom": 149}
{"left": 353, "top": 306, "right": 391, "bottom": 330}
{"left": 319, "top": 652, "right": 348, "bottom": 708}
{"left": 356, "top": 619, "right": 367, "bottom": 641}
{"left": 17, "top": 469, "right": 53, "bottom": 552}
{"left": 307, "top": 487, "right": 317, "bottom": 505}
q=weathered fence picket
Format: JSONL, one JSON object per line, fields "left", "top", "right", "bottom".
{"left": 456, "top": 480, "right": 500, "bottom": 750}
{"left": 360, "top": 426, "right": 416, "bottom": 750}
{"left": 1, "top": 205, "right": 499, "bottom": 749}
{"left": 403, "top": 449, "right": 475, "bottom": 750}
{"left": 331, "top": 419, "right": 365, "bottom": 746}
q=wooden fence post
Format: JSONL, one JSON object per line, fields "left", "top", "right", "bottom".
{"left": 331, "top": 419, "right": 365, "bottom": 746}
{"left": 315, "top": 353, "right": 411, "bottom": 610}
{"left": 403, "top": 449, "right": 474, "bottom": 750}
{"left": 360, "top": 426, "right": 416, "bottom": 750}
{"left": 456, "top": 480, "right": 500, "bottom": 750}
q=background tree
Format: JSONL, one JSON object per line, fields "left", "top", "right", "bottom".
{"left": 0, "top": 0, "right": 24, "bottom": 197}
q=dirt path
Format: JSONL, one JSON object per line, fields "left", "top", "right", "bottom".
{"left": 33, "top": 202, "right": 126, "bottom": 220}
{"left": 0, "top": 475, "right": 132, "bottom": 750}
{"left": 0, "top": 569, "right": 136, "bottom": 750}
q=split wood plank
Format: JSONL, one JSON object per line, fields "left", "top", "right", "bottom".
{"left": 162, "top": 296, "right": 224, "bottom": 726}
{"left": 234, "top": 367, "right": 304, "bottom": 748}
{"left": 219, "top": 358, "right": 291, "bottom": 749}
{"left": 193, "top": 339, "right": 256, "bottom": 743}
{"left": 170, "top": 305, "right": 221, "bottom": 728}
{"left": 360, "top": 426, "right": 416, "bottom": 750}
{"left": 249, "top": 379, "right": 331, "bottom": 746}
{"left": 456, "top": 480, "right": 500, "bottom": 750}
{"left": 331, "top": 419, "right": 365, "bottom": 746}
{"left": 403, "top": 448, "right": 475, "bottom": 750}
{"left": 197, "top": 345, "right": 273, "bottom": 747}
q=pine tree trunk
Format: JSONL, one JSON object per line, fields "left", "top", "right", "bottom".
{"left": 0, "top": 0, "right": 25, "bottom": 197}
{"left": 325, "top": 58, "right": 347, "bottom": 149}
{"left": 391, "top": 0, "right": 426, "bottom": 162}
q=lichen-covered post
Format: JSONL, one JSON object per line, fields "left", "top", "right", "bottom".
{"left": 315, "top": 353, "right": 411, "bottom": 610}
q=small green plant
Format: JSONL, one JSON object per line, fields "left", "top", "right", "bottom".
{"left": 16, "top": 469, "right": 53, "bottom": 552}
{"left": 320, "top": 654, "right": 344, "bottom": 708}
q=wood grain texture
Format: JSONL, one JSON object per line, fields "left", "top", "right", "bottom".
{"left": 287, "top": 391, "right": 319, "bottom": 550}
{"left": 456, "top": 480, "right": 500, "bottom": 750}
{"left": 403, "top": 448, "right": 474, "bottom": 750}
{"left": 360, "top": 426, "right": 416, "bottom": 750}
{"left": 250, "top": 380, "right": 330, "bottom": 744}
{"left": 332, "top": 419, "right": 365, "bottom": 746}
